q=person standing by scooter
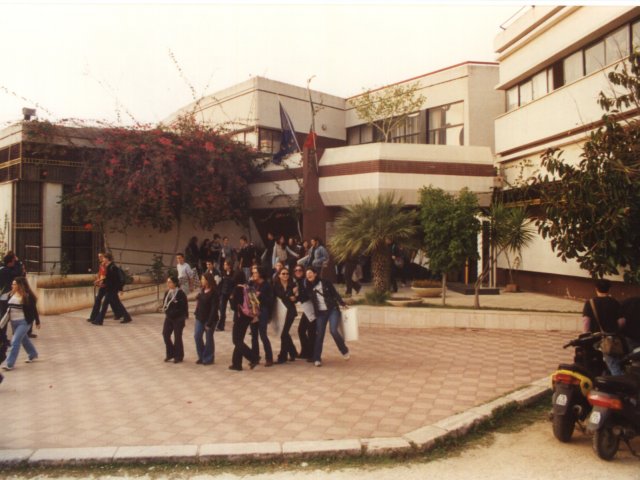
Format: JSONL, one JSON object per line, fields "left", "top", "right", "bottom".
{"left": 582, "top": 279, "right": 626, "bottom": 375}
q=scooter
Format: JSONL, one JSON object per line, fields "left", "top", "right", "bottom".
{"left": 550, "top": 331, "right": 607, "bottom": 442}
{"left": 586, "top": 347, "right": 640, "bottom": 460}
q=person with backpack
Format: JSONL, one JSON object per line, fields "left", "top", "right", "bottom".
{"left": 1, "top": 276, "right": 40, "bottom": 371}
{"left": 249, "top": 267, "right": 274, "bottom": 367}
{"left": 91, "top": 252, "right": 132, "bottom": 325}
{"left": 228, "top": 271, "right": 259, "bottom": 371}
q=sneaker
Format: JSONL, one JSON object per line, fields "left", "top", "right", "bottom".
{"left": 25, "top": 356, "right": 38, "bottom": 363}
{"left": 314, "top": 361, "right": 322, "bottom": 367}
{"left": 343, "top": 352, "right": 351, "bottom": 361}
{"left": 2, "top": 365, "right": 13, "bottom": 371}
{"left": 120, "top": 318, "right": 132, "bottom": 324}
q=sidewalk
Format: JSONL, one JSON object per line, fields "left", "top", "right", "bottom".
{"left": 0, "top": 290, "right": 580, "bottom": 465}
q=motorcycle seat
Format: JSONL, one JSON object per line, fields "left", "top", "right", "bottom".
{"left": 594, "top": 375, "right": 640, "bottom": 395}
{"left": 559, "top": 363, "right": 592, "bottom": 378}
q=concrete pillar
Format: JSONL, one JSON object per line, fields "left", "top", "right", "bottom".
{"left": 42, "top": 183, "right": 62, "bottom": 273}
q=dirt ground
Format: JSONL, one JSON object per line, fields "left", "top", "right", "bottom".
{"left": 6, "top": 418, "right": 640, "bottom": 480}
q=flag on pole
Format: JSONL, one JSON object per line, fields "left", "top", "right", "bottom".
{"left": 273, "top": 102, "right": 301, "bottom": 164}
{"left": 303, "top": 128, "right": 317, "bottom": 150}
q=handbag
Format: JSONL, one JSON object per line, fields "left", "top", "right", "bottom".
{"left": 0, "top": 310, "right": 9, "bottom": 329}
{"left": 590, "top": 299, "right": 625, "bottom": 357}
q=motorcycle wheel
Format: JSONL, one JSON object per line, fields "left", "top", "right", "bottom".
{"left": 552, "top": 411, "right": 575, "bottom": 442}
{"left": 593, "top": 426, "right": 620, "bottom": 461}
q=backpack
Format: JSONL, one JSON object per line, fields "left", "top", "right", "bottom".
{"left": 240, "top": 284, "right": 260, "bottom": 319}
{"left": 113, "top": 264, "right": 127, "bottom": 291}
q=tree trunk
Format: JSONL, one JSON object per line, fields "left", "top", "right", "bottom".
{"left": 442, "top": 273, "right": 447, "bottom": 306}
{"left": 372, "top": 246, "right": 391, "bottom": 293}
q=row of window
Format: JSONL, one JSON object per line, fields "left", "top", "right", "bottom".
{"left": 506, "top": 18, "right": 640, "bottom": 111}
{"left": 347, "top": 101, "right": 465, "bottom": 147}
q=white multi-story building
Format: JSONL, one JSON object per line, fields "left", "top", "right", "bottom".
{"left": 494, "top": 5, "right": 640, "bottom": 297}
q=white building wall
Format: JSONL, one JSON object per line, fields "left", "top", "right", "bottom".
{"left": 42, "top": 183, "right": 62, "bottom": 272}
{"left": 0, "top": 183, "right": 13, "bottom": 252}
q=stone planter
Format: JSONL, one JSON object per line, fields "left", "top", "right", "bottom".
{"left": 503, "top": 283, "right": 519, "bottom": 293}
{"left": 386, "top": 297, "right": 423, "bottom": 307}
{"left": 411, "top": 286, "right": 442, "bottom": 298}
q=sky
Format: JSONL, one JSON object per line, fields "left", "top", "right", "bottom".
{"left": 0, "top": 2, "right": 527, "bottom": 127}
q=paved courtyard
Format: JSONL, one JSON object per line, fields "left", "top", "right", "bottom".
{"left": 0, "top": 301, "right": 575, "bottom": 451}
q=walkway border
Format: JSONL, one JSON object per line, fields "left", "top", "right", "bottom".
{"left": 0, "top": 377, "right": 551, "bottom": 467}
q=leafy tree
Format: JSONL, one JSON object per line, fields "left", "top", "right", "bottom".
{"left": 419, "top": 186, "right": 480, "bottom": 305}
{"left": 534, "top": 52, "right": 640, "bottom": 283}
{"left": 349, "top": 82, "right": 426, "bottom": 142}
{"left": 329, "top": 193, "right": 417, "bottom": 294}
{"left": 27, "top": 115, "right": 263, "bottom": 252}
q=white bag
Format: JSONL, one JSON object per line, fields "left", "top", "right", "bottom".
{"left": 0, "top": 310, "right": 9, "bottom": 330}
{"left": 338, "top": 307, "right": 359, "bottom": 342}
{"left": 269, "top": 297, "right": 288, "bottom": 337}
{"left": 301, "top": 300, "right": 316, "bottom": 321}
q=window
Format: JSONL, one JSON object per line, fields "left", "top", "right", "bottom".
{"left": 391, "top": 113, "right": 421, "bottom": 144}
{"left": 633, "top": 21, "right": 640, "bottom": 51}
{"left": 563, "top": 51, "right": 584, "bottom": 84}
{"left": 346, "top": 124, "right": 375, "bottom": 145}
{"left": 519, "top": 79, "right": 533, "bottom": 105}
{"left": 258, "top": 129, "right": 281, "bottom": 154}
{"left": 585, "top": 41, "right": 605, "bottom": 75}
{"left": 532, "top": 70, "right": 548, "bottom": 99}
{"left": 428, "top": 102, "right": 464, "bottom": 146}
{"left": 605, "top": 26, "right": 629, "bottom": 64}
{"left": 506, "top": 86, "right": 518, "bottom": 111}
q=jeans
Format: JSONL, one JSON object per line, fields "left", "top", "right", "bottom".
{"left": 194, "top": 319, "right": 214, "bottom": 364}
{"left": 89, "top": 287, "right": 107, "bottom": 321}
{"left": 250, "top": 309, "right": 273, "bottom": 362}
{"left": 313, "top": 307, "right": 348, "bottom": 362}
{"left": 6, "top": 319, "right": 38, "bottom": 368}
{"left": 604, "top": 354, "right": 624, "bottom": 376}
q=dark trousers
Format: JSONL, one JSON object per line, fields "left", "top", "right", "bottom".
{"left": 0, "top": 300, "right": 8, "bottom": 363}
{"left": 95, "top": 289, "right": 131, "bottom": 324}
{"left": 163, "top": 315, "right": 185, "bottom": 361}
{"left": 277, "top": 307, "right": 298, "bottom": 361}
{"left": 344, "top": 262, "right": 361, "bottom": 295}
{"left": 232, "top": 313, "right": 258, "bottom": 368}
{"left": 218, "top": 293, "right": 230, "bottom": 330}
{"left": 250, "top": 310, "right": 273, "bottom": 362}
{"left": 297, "top": 313, "right": 316, "bottom": 359}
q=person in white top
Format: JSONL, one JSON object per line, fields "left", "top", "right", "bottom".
{"left": 176, "top": 253, "right": 194, "bottom": 295}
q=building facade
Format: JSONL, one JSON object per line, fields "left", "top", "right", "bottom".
{"left": 494, "top": 5, "right": 640, "bottom": 298}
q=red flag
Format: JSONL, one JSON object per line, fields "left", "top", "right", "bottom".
{"left": 303, "top": 129, "right": 317, "bottom": 150}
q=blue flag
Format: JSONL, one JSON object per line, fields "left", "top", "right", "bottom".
{"left": 273, "top": 102, "right": 301, "bottom": 164}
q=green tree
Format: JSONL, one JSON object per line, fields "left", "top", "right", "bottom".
{"left": 419, "top": 186, "right": 480, "bottom": 305}
{"left": 472, "top": 203, "right": 535, "bottom": 308}
{"left": 534, "top": 52, "right": 640, "bottom": 283}
{"left": 329, "top": 193, "right": 417, "bottom": 294}
{"left": 349, "top": 82, "right": 426, "bottom": 142}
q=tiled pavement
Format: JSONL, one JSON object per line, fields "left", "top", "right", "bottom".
{"left": 0, "top": 302, "right": 576, "bottom": 451}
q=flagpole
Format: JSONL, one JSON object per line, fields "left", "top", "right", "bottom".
{"left": 306, "top": 76, "right": 319, "bottom": 175}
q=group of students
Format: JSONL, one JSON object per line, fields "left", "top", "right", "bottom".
{"left": 161, "top": 255, "right": 351, "bottom": 370}
{"left": 0, "top": 252, "right": 41, "bottom": 382}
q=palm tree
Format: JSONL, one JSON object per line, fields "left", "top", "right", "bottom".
{"left": 329, "top": 193, "right": 417, "bottom": 294}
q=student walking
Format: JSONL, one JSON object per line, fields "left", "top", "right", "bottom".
{"left": 274, "top": 267, "right": 298, "bottom": 363}
{"left": 2, "top": 276, "right": 40, "bottom": 371}
{"left": 228, "top": 271, "right": 260, "bottom": 371}
{"left": 193, "top": 273, "right": 219, "bottom": 365}
{"left": 162, "top": 276, "right": 189, "bottom": 364}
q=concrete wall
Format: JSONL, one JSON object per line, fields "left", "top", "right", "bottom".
{"left": 0, "top": 182, "right": 12, "bottom": 252}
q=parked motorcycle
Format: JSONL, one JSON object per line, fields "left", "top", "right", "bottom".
{"left": 551, "top": 331, "right": 607, "bottom": 442}
{"left": 586, "top": 347, "right": 640, "bottom": 460}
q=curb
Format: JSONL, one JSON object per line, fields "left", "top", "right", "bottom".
{"left": 0, "top": 377, "right": 551, "bottom": 467}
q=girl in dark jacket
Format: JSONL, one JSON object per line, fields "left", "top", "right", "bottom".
{"left": 249, "top": 267, "right": 274, "bottom": 366}
{"left": 162, "top": 275, "right": 189, "bottom": 363}
{"left": 305, "top": 267, "right": 350, "bottom": 367}
{"left": 193, "top": 272, "right": 219, "bottom": 365}
{"left": 2, "top": 276, "right": 40, "bottom": 370}
{"left": 273, "top": 267, "right": 299, "bottom": 363}
{"left": 293, "top": 265, "right": 315, "bottom": 360}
